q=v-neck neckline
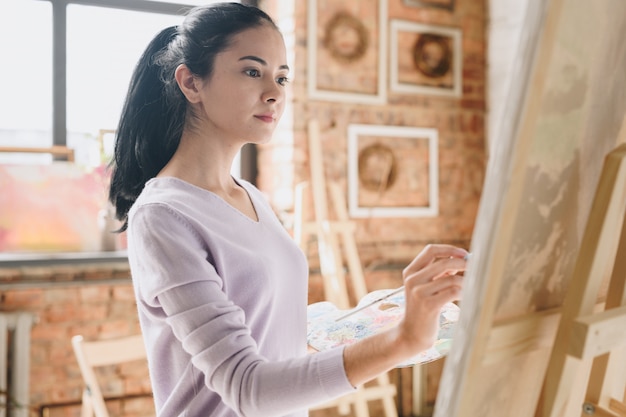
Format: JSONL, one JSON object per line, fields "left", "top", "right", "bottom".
{"left": 154, "top": 177, "right": 260, "bottom": 224}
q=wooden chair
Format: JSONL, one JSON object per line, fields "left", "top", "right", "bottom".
{"left": 71, "top": 334, "right": 148, "bottom": 417}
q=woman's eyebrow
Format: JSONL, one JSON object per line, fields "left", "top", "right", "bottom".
{"left": 239, "top": 55, "right": 290, "bottom": 71}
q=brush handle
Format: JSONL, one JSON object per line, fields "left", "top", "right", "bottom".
{"left": 334, "top": 286, "right": 405, "bottom": 322}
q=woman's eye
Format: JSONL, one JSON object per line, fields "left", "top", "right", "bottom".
{"left": 277, "top": 76, "right": 290, "bottom": 86}
{"left": 245, "top": 69, "right": 261, "bottom": 78}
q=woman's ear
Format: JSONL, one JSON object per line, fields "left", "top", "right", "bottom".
{"left": 175, "top": 64, "right": 203, "bottom": 103}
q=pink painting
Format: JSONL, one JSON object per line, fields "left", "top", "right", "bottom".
{"left": 0, "top": 163, "right": 111, "bottom": 253}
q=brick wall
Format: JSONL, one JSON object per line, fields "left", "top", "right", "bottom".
{"left": 259, "top": 0, "right": 486, "bottom": 269}
{"left": 0, "top": 265, "right": 153, "bottom": 417}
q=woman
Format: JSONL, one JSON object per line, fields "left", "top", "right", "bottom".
{"left": 108, "top": 3, "right": 468, "bottom": 416}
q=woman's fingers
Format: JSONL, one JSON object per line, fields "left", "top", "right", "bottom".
{"left": 412, "top": 273, "right": 463, "bottom": 297}
{"left": 404, "top": 273, "right": 464, "bottom": 316}
{"left": 404, "top": 255, "right": 467, "bottom": 287}
{"left": 403, "top": 244, "right": 468, "bottom": 279}
{"left": 400, "top": 272, "right": 464, "bottom": 351}
{"left": 396, "top": 244, "right": 469, "bottom": 353}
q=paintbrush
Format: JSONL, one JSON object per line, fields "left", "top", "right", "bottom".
{"left": 334, "top": 253, "right": 471, "bottom": 322}
{"left": 334, "top": 286, "right": 405, "bottom": 322}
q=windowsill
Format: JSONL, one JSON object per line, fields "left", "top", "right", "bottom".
{"left": 0, "top": 251, "right": 131, "bottom": 289}
{"left": 0, "top": 250, "right": 128, "bottom": 268}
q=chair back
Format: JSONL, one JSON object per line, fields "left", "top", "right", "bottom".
{"left": 71, "top": 334, "right": 147, "bottom": 417}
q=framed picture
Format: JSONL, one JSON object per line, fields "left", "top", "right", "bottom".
{"left": 307, "top": 0, "right": 387, "bottom": 104}
{"left": 402, "top": 0, "right": 455, "bottom": 11}
{"left": 390, "top": 20, "right": 462, "bottom": 97}
{"left": 347, "top": 124, "right": 439, "bottom": 218}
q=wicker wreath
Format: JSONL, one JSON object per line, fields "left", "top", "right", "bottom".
{"left": 412, "top": 33, "right": 452, "bottom": 78}
{"left": 323, "top": 11, "right": 369, "bottom": 64}
{"left": 358, "top": 143, "right": 397, "bottom": 192}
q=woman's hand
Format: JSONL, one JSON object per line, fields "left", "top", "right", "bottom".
{"left": 342, "top": 243, "right": 468, "bottom": 387}
{"left": 397, "top": 244, "right": 468, "bottom": 355}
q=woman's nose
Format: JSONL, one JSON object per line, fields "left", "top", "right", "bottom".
{"left": 262, "top": 81, "right": 283, "bottom": 103}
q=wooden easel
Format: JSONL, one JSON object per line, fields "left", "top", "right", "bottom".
{"left": 293, "top": 122, "right": 368, "bottom": 307}
{"left": 539, "top": 143, "right": 626, "bottom": 417}
{"left": 296, "top": 120, "right": 398, "bottom": 417}
{"left": 432, "top": 0, "right": 626, "bottom": 414}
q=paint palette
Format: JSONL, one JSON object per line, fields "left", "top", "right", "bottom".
{"left": 307, "top": 289, "right": 460, "bottom": 366}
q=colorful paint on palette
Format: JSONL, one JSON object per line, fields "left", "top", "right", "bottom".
{"left": 307, "top": 288, "right": 460, "bottom": 366}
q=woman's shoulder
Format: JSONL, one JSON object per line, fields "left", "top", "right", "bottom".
{"left": 136, "top": 176, "right": 216, "bottom": 206}
{"left": 130, "top": 177, "right": 207, "bottom": 219}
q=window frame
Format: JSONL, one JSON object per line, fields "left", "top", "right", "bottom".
{"left": 39, "top": 0, "right": 204, "bottom": 146}
{"left": 37, "top": 0, "right": 257, "bottom": 180}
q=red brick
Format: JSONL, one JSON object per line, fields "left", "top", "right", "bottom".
{"left": 112, "top": 285, "right": 136, "bottom": 301}
{"left": 79, "top": 285, "right": 112, "bottom": 302}
{"left": 44, "top": 287, "right": 80, "bottom": 304}
{"left": 98, "top": 319, "right": 133, "bottom": 339}
{"left": 0, "top": 288, "right": 44, "bottom": 310}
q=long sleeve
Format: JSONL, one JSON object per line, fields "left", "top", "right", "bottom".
{"left": 127, "top": 178, "right": 354, "bottom": 417}
{"left": 158, "top": 281, "right": 353, "bottom": 417}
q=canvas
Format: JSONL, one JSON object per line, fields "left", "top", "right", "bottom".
{"left": 434, "top": 0, "right": 626, "bottom": 416}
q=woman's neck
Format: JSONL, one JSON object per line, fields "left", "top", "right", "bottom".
{"left": 158, "top": 131, "right": 242, "bottom": 195}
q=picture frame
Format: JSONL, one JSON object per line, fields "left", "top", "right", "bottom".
{"left": 402, "top": 0, "right": 455, "bottom": 11}
{"left": 347, "top": 124, "right": 439, "bottom": 218}
{"left": 389, "top": 20, "right": 462, "bottom": 97}
{"left": 307, "top": 0, "right": 388, "bottom": 104}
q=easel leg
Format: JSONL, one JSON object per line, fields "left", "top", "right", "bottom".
{"left": 583, "top": 207, "right": 626, "bottom": 416}
{"left": 302, "top": 120, "right": 399, "bottom": 417}
{"left": 538, "top": 144, "right": 626, "bottom": 417}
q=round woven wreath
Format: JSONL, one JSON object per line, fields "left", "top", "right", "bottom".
{"left": 323, "top": 11, "right": 369, "bottom": 64}
{"left": 358, "top": 143, "right": 397, "bottom": 192}
{"left": 412, "top": 33, "right": 452, "bottom": 78}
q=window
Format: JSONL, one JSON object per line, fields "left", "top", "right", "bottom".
{"left": 66, "top": 5, "right": 183, "bottom": 165}
{"left": 0, "top": 1, "right": 53, "bottom": 163}
{"left": 0, "top": 0, "right": 240, "bottom": 167}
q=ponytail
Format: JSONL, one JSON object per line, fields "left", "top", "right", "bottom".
{"left": 108, "top": 26, "right": 185, "bottom": 231}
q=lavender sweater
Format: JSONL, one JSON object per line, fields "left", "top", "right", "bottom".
{"left": 126, "top": 177, "right": 354, "bottom": 417}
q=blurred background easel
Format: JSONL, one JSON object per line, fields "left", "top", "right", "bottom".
{"left": 295, "top": 120, "right": 398, "bottom": 417}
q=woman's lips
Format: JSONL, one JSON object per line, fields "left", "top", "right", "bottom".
{"left": 255, "top": 114, "right": 275, "bottom": 123}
